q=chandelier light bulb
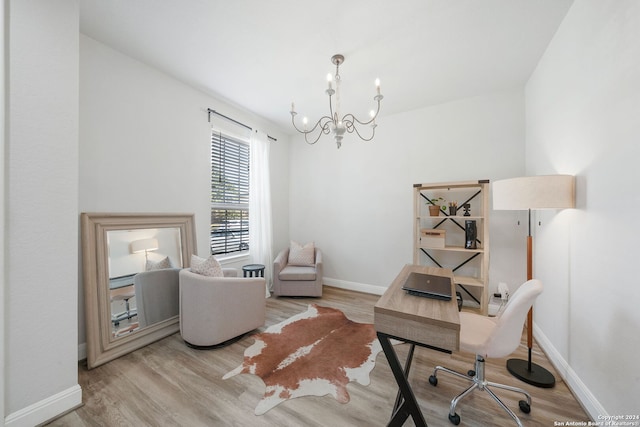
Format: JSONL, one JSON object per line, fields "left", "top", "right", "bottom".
{"left": 375, "top": 78, "right": 381, "bottom": 95}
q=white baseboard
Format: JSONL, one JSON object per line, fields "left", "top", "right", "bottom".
{"left": 533, "top": 324, "right": 605, "bottom": 421}
{"left": 4, "top": 385, "right": 82, "bottom": 427}
{"left": 323, "top": 277, "right": 387, "bottom": 296}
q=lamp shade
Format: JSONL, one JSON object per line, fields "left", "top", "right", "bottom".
{"left": 130, "top": 238, "right": 159, "bottom": 254}
{"left": 493, "top": 175, "right": 575, "bottom": 211}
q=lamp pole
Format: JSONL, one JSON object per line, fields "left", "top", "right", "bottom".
{"left": 505, "top": 209, "right": 555, "bottom": 388}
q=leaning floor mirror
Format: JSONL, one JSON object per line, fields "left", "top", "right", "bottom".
{"left": 81, "top": 213, "right": 196, "bottom": 369}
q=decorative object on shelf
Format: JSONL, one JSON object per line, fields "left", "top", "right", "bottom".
{"left": 493, "top": 174, "right": 575, "bottom": 388}
{"left": 464, "top": 220, "right": 477, "bottom": 249}
{"left": 448, "top": 202, "right": 458, "bottom": 216}
{"left": 427, "top": 197, "right": 446, "bottom": 216}
{"left": 290, "top": 54, "right": 383, "bottom": 149}
{"left": 462, "top": 203, "right": 471, "bottom": 216}
{"left": 421, "top": 229, "right": 446, "bottom": 248}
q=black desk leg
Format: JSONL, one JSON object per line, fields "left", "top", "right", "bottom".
{"left": 377, "top": 333, "right": 428, "bottom": 427}
{"left": 393, "top": 343, "right": 415, "bottom": 413}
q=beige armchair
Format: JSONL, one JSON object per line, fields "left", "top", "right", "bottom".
{"left": 179, "top": 268, "right": 266, "bottom": 348}
{"left": 273, "top": 247, "right": 323, "bottom": 297}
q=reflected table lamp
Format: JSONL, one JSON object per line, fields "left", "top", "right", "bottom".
{"left": 130, "top": 238, "right": 159, "bottom": 263}
{"left": 493, "top": 175, "right": 575, "bottom": 388}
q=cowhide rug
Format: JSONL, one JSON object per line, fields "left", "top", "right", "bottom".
{"left": 223, "top": 304, "right": 382, "bottom": 415}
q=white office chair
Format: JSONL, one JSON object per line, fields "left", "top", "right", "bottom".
{"left": 429, "top": 279, "right": 544, "bottom": 427}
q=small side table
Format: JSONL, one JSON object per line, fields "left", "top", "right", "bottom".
{"left": 242, "top": 264, "right": 265, "bottom": 278}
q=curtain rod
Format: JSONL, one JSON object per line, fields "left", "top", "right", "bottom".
{"left": 207, "top": 108, "right": 277, "bottom": 142}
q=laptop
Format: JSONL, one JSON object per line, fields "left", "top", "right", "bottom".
{"left": 402, "top": 272, "right": 453, "bottom": 301}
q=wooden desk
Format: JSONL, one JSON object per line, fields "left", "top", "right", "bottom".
{"left": 374, "top": 264, "right": 460, "bottom": 427}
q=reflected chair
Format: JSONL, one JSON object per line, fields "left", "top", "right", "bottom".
{"left": 110, "top": 284, "right": 137, "bottom": 327}
{"left": 179, "top": 268, "right": 266, "bottom": 348}
{"left": 134, "top": 268, "right": 181, "bottom": 328}
{"left": 429, "top": 279, "right": 544, "bottom": 427}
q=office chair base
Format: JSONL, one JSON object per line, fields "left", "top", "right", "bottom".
{"left": 449, "top": 413, "right": 461, "bottom": 425}
{"left": 430, "top": 355, "right": 532, "bottom": 427}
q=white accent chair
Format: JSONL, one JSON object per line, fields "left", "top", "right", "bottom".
{"left": 179, "top": 268, "right": 266, "bottom": 348}
{"left": 429, "top": 279, "right": 544, "bottom": 427}
{"left": 272, "top": 247, "right": 323, "bottom": 297}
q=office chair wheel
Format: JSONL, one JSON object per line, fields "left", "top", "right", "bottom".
{"left": 519, "top": 400, "right": 531, "bottom": 413}
{"left": 429, "top": 375, "right": 438, "bottom": 386}
{"left": 449, "top": 413, "right": 461, "bottom": 425}
{"left": 467, "top": 370, "right": 475, "bottom": 376}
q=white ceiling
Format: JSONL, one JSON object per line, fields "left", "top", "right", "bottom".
{"left": 79, "top": 0, "right": 574, "bottom": 134}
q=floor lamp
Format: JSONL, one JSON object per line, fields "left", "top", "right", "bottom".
{"left": 493, "top": 175, "right": 575, "bottom": 388}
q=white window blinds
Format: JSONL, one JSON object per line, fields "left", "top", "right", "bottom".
{"left": 210, "top": 131, "right": 250, "bottom": 255}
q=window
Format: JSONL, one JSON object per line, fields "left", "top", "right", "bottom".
{"left": 211, "top": 131, "right": 250, "bottom": 255}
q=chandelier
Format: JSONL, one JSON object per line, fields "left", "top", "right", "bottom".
{"left": 290, "top": 54, "right": 384, "bottom": 149}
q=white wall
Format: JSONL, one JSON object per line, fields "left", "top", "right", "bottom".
{"left": 289, "top": 89, "right": 527, "bottom": 294}
{"left": 1, "top": 0, "right": 6, "bottom": 422}
{"left": 526, "top": 0, "right": 640, "bottom": 417}
{"left": 78, "top": 35, "right": 290, "bottom": 350}
{"left": 4, "top": 1, "right": 82, "bottom": 425}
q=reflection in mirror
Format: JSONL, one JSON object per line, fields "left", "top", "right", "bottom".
{"left": 81, "top": 213, "right": 196, "bottom": 369}
{"left": 107, "top": 227, "right": 183, "bottom": 338}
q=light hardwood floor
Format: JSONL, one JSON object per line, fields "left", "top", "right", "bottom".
{"left": 49, "top": 287, "right": 589, "bottom": 427}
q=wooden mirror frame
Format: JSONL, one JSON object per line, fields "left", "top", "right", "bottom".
{"left": 81, "top": 213, "right": 196, "bottom": 369}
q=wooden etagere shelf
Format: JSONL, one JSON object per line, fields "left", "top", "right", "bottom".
{"left": 413, "top": 180, "right": 490, "bottom": 315}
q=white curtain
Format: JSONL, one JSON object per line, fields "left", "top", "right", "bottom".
{"left": 249, "top": 130, "right": 273, "bottom": 297}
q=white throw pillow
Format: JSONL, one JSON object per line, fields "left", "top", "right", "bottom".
{"left": 288, "top": 241, "right": 315, "bottom": 266}
{"left": 191, "top": 254, "right": 224, "bottom": 277}
{"left": 191, "top": 254, "right": 207, "bottom": 268}
{"left": 146, "top": 256, "right": 172, "bottom": 271}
